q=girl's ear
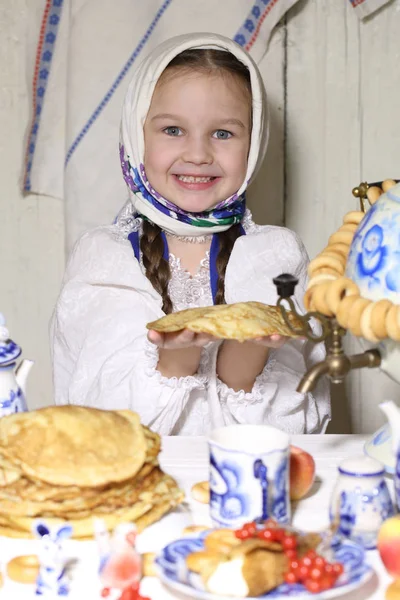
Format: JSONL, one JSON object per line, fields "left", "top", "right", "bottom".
{"left": 34, "top": 520, "right": 50, "bottom": 537}
{"left": 54, "top": 524, "right": 73, "bottom": 541}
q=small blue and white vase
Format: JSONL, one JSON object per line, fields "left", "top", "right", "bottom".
{"left": 329, "top": 455, "right": 395, "bottom": 550}
{"left": 0, "top": 313, "right": 33, "bottom": 416}
{"left": 208, "top": 424, "right": 290, "bottom": 529}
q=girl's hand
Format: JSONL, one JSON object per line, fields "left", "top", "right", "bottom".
{"left": 147, "top": 328, "right": 217, "bottom": 349}
{"left": 252, "top": 334, "right": 289, "bottom": 349}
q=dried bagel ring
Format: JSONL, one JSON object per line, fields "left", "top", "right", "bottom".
{"left": 322, "top": 248, "right": 349, "bottom": 265}
{"left": 325, "top": 277, "right": 359, "bottom": 315}
{"left": 308, "top": 255, "right": 346, "bottom": 277}
{"left": 367, "top": 186, "right": 383, "bottom": 205}
{"left": 304, "top": 287, "right": 316, "bottom": 311}
{"left": 343, "top": 211, "right": 364, "bottom": 225}
{"left": 338, "top": 223, "right": 358, "bottom": 233}
{"left": 336, "top": 295, "right": 361, "bottom": 330}
{"left": 347, "top": 298, "right": 371, "bottom": 337}
{"left": 310, "top": 281, "right": 334, "bottom": 316}
{"left": 306, "top": 273, "right": 337, "bottom": 291}
{"left": 370, "top": 299, "right": 392, "bottom": 339}
{"left": 324, "top": 242, "right": 350, "bottom": 259}
{"left": 191, "top": 481, "right": 210, "bottom": 504}
{"left": 382, "top": 179, "right": 397, "bottom": 192}
{"left": 385, "top": 305, "right": 400, "bottom": 341}
{"left": 360, "top": 302, "right": 380, "bottom": 342}
{"left": 7, "top": 555, "right": 39, "bottom": 584}
{"left": 328, "top": 231, "right": 354, "bottom": 247}
{"left": 310, "top": 267, "right": 343, "bottom": 278}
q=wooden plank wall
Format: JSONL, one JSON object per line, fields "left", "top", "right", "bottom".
{"left": 1, "top": 0, "right": 399, "bottom": 432}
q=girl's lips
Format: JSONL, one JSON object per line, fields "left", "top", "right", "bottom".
{"left": 173, "top": 174, "right": 220, "bottom": 191}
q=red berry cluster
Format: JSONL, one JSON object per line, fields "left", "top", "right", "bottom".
{"left": 234, "top": 521, "right": 344, "bottom": 595}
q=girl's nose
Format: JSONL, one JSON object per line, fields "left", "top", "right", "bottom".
{"left": 182, "top": 136, "right": 213, "bottom": 165}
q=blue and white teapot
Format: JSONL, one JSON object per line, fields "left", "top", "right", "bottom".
{"left": 346, "top": 183, "right": 400, "bottom": 472}
{"left": 0, "top": 313, "right": 33, "bottom": 415}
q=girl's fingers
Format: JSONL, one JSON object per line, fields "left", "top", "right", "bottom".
{"left": 255, "top": 334, "right": 288, "bottom": 348}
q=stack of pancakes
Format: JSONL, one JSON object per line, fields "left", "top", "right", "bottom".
{"left": 0, "top": 406, "right": 183, "bottom": 538}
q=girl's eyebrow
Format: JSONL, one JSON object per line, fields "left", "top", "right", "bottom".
{"left": 151, "top": 114, "right": 246, "bottom": 129}
{"left": 219, "top": 118, "right": 246, "bottom": 129}
{"left": 151, "top": 113, "right": 180, "bottom": 121}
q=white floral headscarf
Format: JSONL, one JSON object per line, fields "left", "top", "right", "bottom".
{"left": 120, "top": 32, "right": 269, "bottom": 236}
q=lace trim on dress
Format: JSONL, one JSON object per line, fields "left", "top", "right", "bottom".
{"left": 143, "top": 338, "right": 208, "bottom": 390}
{"left": 216, "top": 357, "right": 277, "bottom": 404}
{"left": 113, "top": 201, "right": 142, "bottom": 240}
{"left": 168, "top": 253, "right": 213, "bottom": 311}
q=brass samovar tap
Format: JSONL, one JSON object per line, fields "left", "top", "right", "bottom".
{"left": 273, "top": 274, "right": 382, "bottom": 393}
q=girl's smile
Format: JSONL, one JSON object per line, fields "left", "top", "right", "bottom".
{"left": 143, "top": 70, "right": 251, "bottom": 213}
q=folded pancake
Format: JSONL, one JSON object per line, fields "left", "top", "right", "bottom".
{"left": 147, "top": 301, "right": 306, "bottom": 341}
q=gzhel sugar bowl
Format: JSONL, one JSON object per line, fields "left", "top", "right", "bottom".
{"left": 0, "top": 313, "right": 33, "bottom": 415}
{"left": 329, "top": 455, "right": 395, "bottom": 550}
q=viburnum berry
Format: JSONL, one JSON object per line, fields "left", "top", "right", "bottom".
{"left": 332, "top": 562, "right": 344, "bottom": 576}
{"left": 284, "top": 571, "right": 298, "bottom": 585}
{"left": 234, "top": 527, "right": 251, "bottom": 540}
{"left": 282, "top": 534, "right": 297, "bottom": 550}
{"left": 257, "top": 527, "right": 275, "bottom": 541}
{"left": 304, "top": 579, "right": 322, "bottom": 593}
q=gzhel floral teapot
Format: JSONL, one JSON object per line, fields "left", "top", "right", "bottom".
{"left": 344, "top": 181, "right": 400, "bottom": 473}
{"left": 0, "top": 313, "right": 33, "bottom": 415}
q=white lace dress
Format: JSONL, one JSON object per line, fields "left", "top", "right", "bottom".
{"left": 51, "top": 204, "right": 331, "bottom": 435}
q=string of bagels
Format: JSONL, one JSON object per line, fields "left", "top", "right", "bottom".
{"left": 303, "top": 179, "right": 400, "bottom": 342}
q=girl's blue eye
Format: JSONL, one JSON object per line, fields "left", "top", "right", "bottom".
{"left": 213, "top": 130, "right": 232, "bottom": 140}
{"left": 164, "top": 126, "right": 182, "bottom": 136}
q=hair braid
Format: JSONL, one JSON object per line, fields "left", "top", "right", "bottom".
{"left": 140, "top": 220, "right": 173, "bottom": 314}
{"left": 214, "top": 224, "right": 243, "bottom": 305}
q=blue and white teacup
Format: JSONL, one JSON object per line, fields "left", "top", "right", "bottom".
{"left": 208, "top": 424, "right": 290, "bottom": 529}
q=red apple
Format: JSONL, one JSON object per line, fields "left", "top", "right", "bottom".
{"left": 289, "top": 445, "right": 316, "bottom": 500}
{"left": 378, "top": 516, "right": 400, "bottom": 579}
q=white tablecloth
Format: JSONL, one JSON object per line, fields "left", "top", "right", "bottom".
{"left": 138, "top": 434, "right": 393, "bottom": 599}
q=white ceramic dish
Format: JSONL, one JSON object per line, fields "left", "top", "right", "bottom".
{"left": 156, "top": 530, "right": 373, "bottom": 600}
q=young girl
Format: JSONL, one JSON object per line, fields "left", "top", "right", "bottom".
{"left": 51, "top": 33, "right": 330, "bottom": 435}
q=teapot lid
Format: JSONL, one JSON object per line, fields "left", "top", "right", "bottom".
{"left": 0, "top": 314, "right": 22, "bottom": 365}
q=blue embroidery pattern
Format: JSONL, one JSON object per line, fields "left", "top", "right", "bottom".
{"left": 23, "top": 0, "right": 64, "bottom": 191}
{"left": 65, "top": 0, "right": 173, "bottom": 166}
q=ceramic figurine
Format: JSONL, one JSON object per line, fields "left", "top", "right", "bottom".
{"left": 96, "top": 522, "right": 142, "bottom": 598}
{"left": 0, "top": 313, "right": 33, "bottom": 416}
{"left": 33, "top": 520, "right": 73, "bottom": 597}
{"left": 329, "top": 455, "right": 395, "bottom": 549}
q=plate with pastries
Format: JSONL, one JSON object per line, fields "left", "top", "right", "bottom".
{"left": 147, "top": 301, "right": 308, "bottom": 342}
{"left": 155, "top": 521, "right": 373, "bottom": 599}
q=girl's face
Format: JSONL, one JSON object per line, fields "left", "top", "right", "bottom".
{"left": 143, "top": 69, "right": 251, "bottom": 213}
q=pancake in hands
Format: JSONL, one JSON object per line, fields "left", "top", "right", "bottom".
{"left": 147, "top": 301, "right": 306, "bottom": 341}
